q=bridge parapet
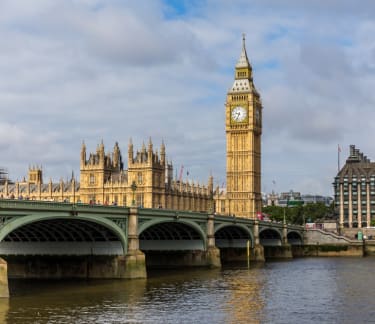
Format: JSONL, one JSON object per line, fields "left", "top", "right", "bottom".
{"left": 138, "top": 208, "right": 208, "bottom": 219}
{"left": 0, "top": 199, "right": 130, "bottom": 216}
{"left": 0, "top": 199, "right": 73, "bottom": 211}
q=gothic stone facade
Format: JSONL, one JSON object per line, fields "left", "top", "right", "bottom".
{"left": 215, "top": 35, "right": 262, "bottom": 219}
{"left": 0, "top": 140, "right": 213, "bottom": 212}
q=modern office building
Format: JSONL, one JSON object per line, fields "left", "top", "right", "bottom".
{"left": 333, "top": 145, "right": 375, "bottom": 228}
{"left": 264, "top": 191, "right": 332, "bottom": 207}
{"left": 301, "top": 195, "right": 333, "bottom": 206}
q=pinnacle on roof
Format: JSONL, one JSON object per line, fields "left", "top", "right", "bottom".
{"left": 235, "top": 33, "right": 251, "bottom": 69}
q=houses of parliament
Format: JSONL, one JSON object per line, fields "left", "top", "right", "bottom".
{"left": 0, "top": 36, "right": 263, "bottom": 218}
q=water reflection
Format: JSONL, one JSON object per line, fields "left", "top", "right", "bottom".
{"left": 0, "top": 299, "right": 9, "bottom": 323}
{"left": 3, "top": 259, "right": 375, "bottom": 323}
{"left": 7, "top": 279, "right": 148, "bottom": 323}
{"left": 4, "top": 264, "right": 266, "bottom": 324}
{"left": 221, "top": 267, "right": 265, "bottom": 324}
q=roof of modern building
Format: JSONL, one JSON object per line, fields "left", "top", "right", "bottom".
{"left": 337, "top": 145, "right": 375, "bottom": 180}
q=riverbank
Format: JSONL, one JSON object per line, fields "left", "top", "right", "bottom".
{"left": 302, "top": 229, "right": 375, "bottom": 257}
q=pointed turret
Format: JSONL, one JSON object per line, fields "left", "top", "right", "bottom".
{"left": 148, "top": 137, "right": 153, "bottom": 163}
{"left": 236, "top": 34, "right": 251, "bottom": 69}
{"left": 229, "top": 33, "right": 259, "bottom": 97}
{"left": 81, "top": 141, "right": 86, "bottom": 166}
{"left": 160, "top": 139, "right": 166, "bottom": 165}
{"left": 128, "top": 138, "right": 134, "bottom": 163}
{"left": 232, "top": 34, "right": 253, "bottom": 87}
{"left": 99, "top": 140, "right": 105, "bottom": 164}
{"left": 208, "top": 174, "right": 214, "bottom": 193}
{"left": 141, "top": 141, "right": 147, "bottom": 162}
{"left": 113, "top": 141, "right": 121, "bottom": 168}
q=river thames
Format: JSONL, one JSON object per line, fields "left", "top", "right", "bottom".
{"left": 2, "top": 257, "right": 375, "bottom": 323}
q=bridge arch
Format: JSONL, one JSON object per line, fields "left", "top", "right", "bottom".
{"left": 0, "top": 215, "right": 127, "bottom": 255}
{"left": 287, "top": 231, "right": 303, "bottom": 245}
{"left": 138, "top": 220, "right": 207, "bottom": 251}
{"left": 214, "top": 224, "right": 254, "bottom": 248}
{"left": 259, "top": 228, "right": 282, "bottom": 246}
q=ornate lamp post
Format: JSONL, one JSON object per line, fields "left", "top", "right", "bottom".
{"left": 131, "top": 180, "right": 137, "bottom": 207}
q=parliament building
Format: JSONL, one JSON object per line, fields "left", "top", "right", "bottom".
{"left": 0, "top": 139, "right": 213, "bottom": 211}
{"left": 0, "top": 36, "right": 262, "bottom": 218}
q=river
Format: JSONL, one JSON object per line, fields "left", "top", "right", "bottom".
{"left": 2, "top": 257, "right": 375, "bottom": 323}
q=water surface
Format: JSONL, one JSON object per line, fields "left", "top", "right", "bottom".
{"left": 3, "top": 258, "right": 375, "bottom": 323}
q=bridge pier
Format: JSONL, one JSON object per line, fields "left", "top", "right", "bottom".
{"left": 264, "top": 245, "right": 293, "bottom": 259}
{"left": 206, "top": 214, "right": 221, "bottom": 268}
{"left": 124, "top": 207, "right": 146, "bottom": 279}
{"left": 0, "top": 258, "right": 9, "bottom": 298}
{"left": 281, "top": 222, "right": 293, "bottom": 258}
{"left": 263, "top": 223, "right": 293, "bottom": 259}
{"left": 252, "top": 220, "right": 265, "bottom": 262}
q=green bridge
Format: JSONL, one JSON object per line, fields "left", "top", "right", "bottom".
{"left": 0, "top": 200, "right": 304, "bottom": 297}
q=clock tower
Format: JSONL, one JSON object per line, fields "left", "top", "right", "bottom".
{"left": 225, "top": 35, "right": 262, "bottom": 218}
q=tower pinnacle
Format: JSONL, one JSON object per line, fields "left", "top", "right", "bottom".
{"left": 232, "top": 34, "right": 253, "bottom": 85}
{"left": 236, "top": 33, "right": 251, "bottom": 69}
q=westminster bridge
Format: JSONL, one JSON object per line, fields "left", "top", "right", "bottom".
{"left": 0, "top": 200, "right": 304, "bottom": 297}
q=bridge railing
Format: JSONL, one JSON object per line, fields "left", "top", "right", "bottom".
{"left": 138, "top": 208, "right": 209, "bottom": 219}
{"left": 0, "top": 199, "right": 130, "bottom": 215}
{"left": 0, "top": 199, "right": 72, "bottom": 210}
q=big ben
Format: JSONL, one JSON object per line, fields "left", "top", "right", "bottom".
{"left": 225, "top": 35, "right": 262, "bottom": 218}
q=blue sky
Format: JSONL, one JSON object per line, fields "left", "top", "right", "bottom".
{"left": 1, "top": 0, "right": 375, "bottom": 196}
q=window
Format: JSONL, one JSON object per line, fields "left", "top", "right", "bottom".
{"left": 89, "top": 174, "right": 95, "bottom": 185}
{"left": 136, "top": 193, "right": 144, "bottom": 207}
{"left": 138, "top": 172, "right": 143, "bottom": 184}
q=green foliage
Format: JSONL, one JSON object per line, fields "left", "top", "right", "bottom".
{"left": 263, "top": 202, "right": 333, "bottom": 225}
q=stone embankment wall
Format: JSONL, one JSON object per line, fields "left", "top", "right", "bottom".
{"left": 364, "top": 241, "right": 375, "bottom": 256}
{"left": 304, "top": 229, "right": 363, "bottom": 257}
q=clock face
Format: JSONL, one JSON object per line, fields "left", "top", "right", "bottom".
{"left": 231, "top": 106, "right": 247, "bottom": 122}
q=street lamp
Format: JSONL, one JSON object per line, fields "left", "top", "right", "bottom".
{"left": 131, "top": 180, "right": 137, "bottom": 206}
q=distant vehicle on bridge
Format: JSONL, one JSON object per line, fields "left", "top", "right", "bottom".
{"left": 257, "top": 212, "right": 271, "bottom": 221}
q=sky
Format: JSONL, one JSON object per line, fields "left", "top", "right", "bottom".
{"left": 1, "top": 0, "right": 375, "bottom": 196}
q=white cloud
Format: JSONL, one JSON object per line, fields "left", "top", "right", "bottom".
{"left": 1, "top": 0, "right": 375, "bottom": 196}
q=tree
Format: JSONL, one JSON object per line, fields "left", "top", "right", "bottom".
{"left": 263, "top": 202, "right": 333, "bottom": 225}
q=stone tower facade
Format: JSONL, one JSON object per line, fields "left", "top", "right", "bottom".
{"left": 79, "top": 141, "right": 124, "bottom": 204}
{"left": 127, "top": 138, "right": 167, "bottom": 208}
{"left": 218, "top": 35, "right": 263, "bottom": 218}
